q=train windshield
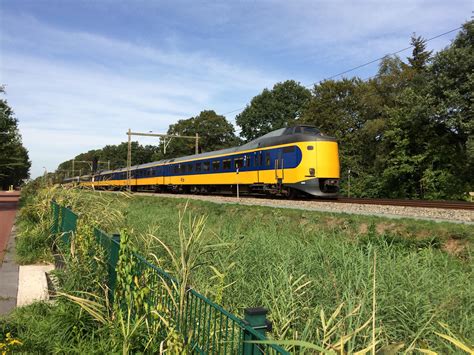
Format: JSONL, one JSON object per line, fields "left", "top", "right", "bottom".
{"left": 294, "top": 126, "right": 320, "bottom": 135}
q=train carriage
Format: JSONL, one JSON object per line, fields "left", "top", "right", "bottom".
{"left": 81, "top": 125, "right": 340, "bottom": 198}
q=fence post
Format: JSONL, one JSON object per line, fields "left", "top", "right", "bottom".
{"left": 108, "top": 233, "right": 121, "bottom": 304}
{"left": 51, "top": 200, "right": 59, "bottom": 235}
{"left": 243, "top": 307, "right": 272, "bottom": 355}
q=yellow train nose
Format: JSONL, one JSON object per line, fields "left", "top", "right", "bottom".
{"left": 315, "top": 141, "right": 340, "bottom": 178}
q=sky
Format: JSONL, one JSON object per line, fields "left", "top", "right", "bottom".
{"left": 0, "top": 0, "right": 471, "bottom": 178}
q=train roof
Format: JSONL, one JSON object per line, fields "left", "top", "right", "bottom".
{"left": 97, "top": 125, "right": 335, "bottom": 174}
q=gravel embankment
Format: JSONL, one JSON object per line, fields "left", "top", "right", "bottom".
{"left": 131, "top": 192, "right": 474, "bottom": 224}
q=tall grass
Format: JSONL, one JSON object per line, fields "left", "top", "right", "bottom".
{"left": 15, "top": 184, "right": 128, "bottom": 264}
{"left": 121, "top": 195, "right": 473, "bottom": 353}
{"left": 8, "top": 185, "right": 473, "bottom": 353}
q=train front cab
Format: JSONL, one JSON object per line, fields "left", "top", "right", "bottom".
{"left": 286, "top": 138, "right": 340, "bottom": 197}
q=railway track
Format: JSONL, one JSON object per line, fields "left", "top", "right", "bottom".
{"left": 332, "top": 197, "right": 474, "bottom": 210}
{"left": 92, "top": 190, "right": 474, "bottom": 222}
{"left": 104, "top": 188, "right": 474, "bottom": 211}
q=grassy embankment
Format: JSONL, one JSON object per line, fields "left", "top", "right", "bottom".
{"left": 2, "top": 186, "right": 473, "bottom": 353}
{"left": 122, "top": 193, "right": 473, "bottom": 353}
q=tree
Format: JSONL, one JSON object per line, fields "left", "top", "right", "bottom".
{"left": 56, "top": 110, "right": 238, "bottom": 175}
{"left": 163, "top": 110, "right": 239, "bottom": 158}
{"left": 422, "top": 20, "right": 474, "bottom": 197}
{"left": 407, "top": 34, "right": 432, "bottom": 71}
{"left": 0, "top": 86, "right": 31, "bottom": 189}
{"left": 301, "top": 78, "right": 385, "bottom": 196}
{"left": 56, "top": 142, "right": 160, "bottom": 175}
{"left": 236, "top": 80, "right": 311, "bottom": 141}
{"left": 374, "top": 21, "right": 473, "bottom": 199}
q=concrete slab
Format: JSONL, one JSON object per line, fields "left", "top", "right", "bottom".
{"left": 17, "top": 264, "right": 54, "bottom": 307}
{"left": 0, "top": 225, "right": 19, "bottom": 315}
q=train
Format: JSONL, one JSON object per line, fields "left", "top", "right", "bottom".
{"left": 72, "top": 125, "right": 340, "bottom": 198}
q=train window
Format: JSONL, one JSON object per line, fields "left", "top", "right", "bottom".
{"left": 187, "top": 164, "right": 193, "bottom": 173}
{"left": 234, "top": 158, "right": 244, "bottom": 169}
{"left": 244, "top": 155, "right": 250, "bottom": 167}
{"left": 265, "top": 152, "right": 271, "bottom": 167}
{"left": 212, "top": 161, "right": 220, "bottom": 171}
{"left": 203, "top": 161, "right": 210, "bottom": 171}
{"left": 283, "top": 146, "right": 295, "bottom": 153}
{"left": 196, "top": 162, "right": 201, "bottom": 172}
{"left": 223, "top": 159, "right": 231, "bottom": 170}
{"left": 307, "top": 146, "right": 314, "bottom": 150}
{"left": 259, "top": 152, "right": 264, "bottom": 166}
{"left": 302, "top": 127, "right": 320, "bottom": 135}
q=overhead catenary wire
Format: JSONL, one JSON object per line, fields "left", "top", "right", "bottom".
{"left": 306, "top": 26, "right": 462, "bottom": 87}
{"left": 221, "top": 25, "right": 462, "bottom": 122}
{"left": 148, "top": 25, "right": 462, "bottom": 138}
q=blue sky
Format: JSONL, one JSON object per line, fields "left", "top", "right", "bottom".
{"left": 0, "top": 0, "right": 471, "bottom": 178}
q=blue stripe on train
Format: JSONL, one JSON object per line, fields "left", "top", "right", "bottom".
{"left": 96, "top": 145, "right": 302, "bottom": 181}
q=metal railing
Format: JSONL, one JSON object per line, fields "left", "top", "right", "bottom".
{"left": 50, "top": 200, "right": 288, "bottom": 355}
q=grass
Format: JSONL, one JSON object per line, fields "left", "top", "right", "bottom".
{"left": 117, "top": 194, "right": 473, "bottom": 353}
{"left": 6, "top": 186, "right": 474, "bottom": 353}
{"left": 2, "top": 184, "right": 181, "bottom": 354}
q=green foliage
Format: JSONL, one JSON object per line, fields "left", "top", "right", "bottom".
{"left": 4, "top": 186, "right": 190, "bottom": 353}
{"left": 6, "top": 189, "right": 473, "bottom": 352}
{"left": 123, "top": 195, "right": 473, "bottom": 353}
{"left": 298, "top": 20, "right": 474, "bottom": 199}
{"left": 0, "top": 86, "right": 30, "bottom": 188}
{"left": 56, "top": 141, "right": 159, "bottom": 177}
{"left": 236, "top": 80, "right": 311, "bottom": 141}
{"left": 15, "top": 182, "right": 127, "bottom": 264}
{"left": 55, "top": 109, "right": 238, "bottom": 179}
{"left": 407, "top": 34, "right": 433, "bottom": 71}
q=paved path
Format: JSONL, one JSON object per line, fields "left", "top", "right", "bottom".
{"left": 0, "top": 191, "right": 20, "bottom": 315}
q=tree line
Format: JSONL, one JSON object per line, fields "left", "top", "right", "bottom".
{"left": 0, "top": 86, "right": 31, "bottom": 189}
{"left": 57, "top": 20, "right": 473, "bottom": 200}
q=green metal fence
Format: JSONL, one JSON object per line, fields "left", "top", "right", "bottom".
{"left": 51, "top": 200, "right": 289, "bottom": 355}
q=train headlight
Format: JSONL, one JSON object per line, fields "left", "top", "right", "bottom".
{"left": 309, "top": 168, "right": 315, "bottom": 176}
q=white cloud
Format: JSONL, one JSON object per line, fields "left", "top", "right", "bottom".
{"left": 1, "top": 13, "right": 278, "bottom": 178}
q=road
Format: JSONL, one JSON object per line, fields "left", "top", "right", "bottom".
{"left": 0, "top": 191, "right": 20, "bottom": 263}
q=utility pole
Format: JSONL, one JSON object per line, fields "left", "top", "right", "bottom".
{"left": 195, "top": 133, "right": 199, "bottom": 154}
{"left": 72, "top": 159, "right": 75, "bottom": 177}
{"left": 127, "top": 128, "right": 132, "bottom": 192}
{"left": 348, "top": 169, "right": 351, "bottom": 198}
{"left": 236, "top": 167, "right": 240, "bottom": 200}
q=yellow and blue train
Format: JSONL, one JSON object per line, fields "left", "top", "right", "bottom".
{"left": 77, "top": 125, "right": 340, "bottom": 198}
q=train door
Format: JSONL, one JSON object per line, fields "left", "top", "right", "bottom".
{"left": 275, "top": 150, "right": 284, "bottom": 184}
{"left": 256, "top": 151, "right": 261, "bottom": 183}
{"left": 159, "top": 166, "right": 164, "bottom": 186}
{"left": 165, "top": 165, "right": 171, "bottom": 185}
